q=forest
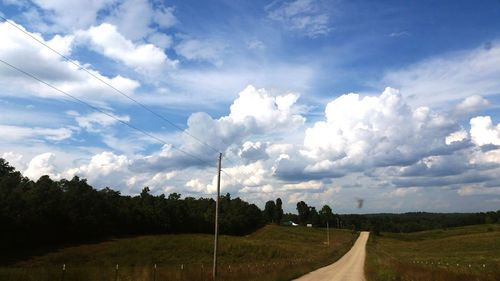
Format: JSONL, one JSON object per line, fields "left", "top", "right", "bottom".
{"left": 1, "top": 157, "right": 498, "bottom": 258}
{"left": 0, "top": 158, "right": 265, "bottom": 257}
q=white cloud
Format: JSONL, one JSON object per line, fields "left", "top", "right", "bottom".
{"left": 445, "top": 129, "right": 468, "bottom": 145}
{"left": 383, "top": 42, "right": 500, "bottom": 107}
{"left": 24, "top": 152, "right": 60, "bottom": 180}
{"left": 0, "top": 21, "right": 141, "bottom": 103}
{"left": 239, "top": 141, "right": 269, "bottom": 163}
{"left": 287, "top": 185, "right": 341, "bottom": 205}
{"left": 64, "top": 151, "right": 131, "bottom": 187}
{"left": 107, "top": 0, "right": 154, "bottom": 40}
{"left": 25, "top": 0, "right": 177, "bottom": 42}
{"left": 174, "top": 37, "right": 225, "bottom": 65}
{"left": 470, "top": 116, "right": 500, "bottom": 146}
{"left": 74, "top": 111, "right": 130, "bottom": 132}
{"left": 106, "top": 0, "right": 176, "bottom": 41}
{"left": 1, "top": 151, "right": 25, "bottom": 170}
{"left": 185, "top": 178, "right": 206, "bottom": 193}
{"left": 282, "top": 180, "right": 323, "bottom": 191}
{"left": 148, "top": 32, "right": 173, "bottom": 49}
{"left": 470, "top": 148, "right": 500, "bottom": 164}
{"left": 226, "top": 85, "right": 304, "bottom": 128}
{"left": 458, "top": 185, "right": 500, "bottom": 196}
{"left": 207, "top": 161, "right": 267, "bottom": 194}
{"left": 301, "top": 87, "right": 456, "bottom": 168}
{"left": 456, "top": 95, "right": 490, "bottom": 114}
{"left": 30, "top": 0, "right": 117, "bottom": 31}
{"left": 389, "top": 187, "right": 420, "bottom": 197}
{"left": 266, "top": 0, "right": 331, "bottom": 38}
{"left": 153, "top": 5, "right": 176, "bottom": 29}
{"left": 0, "top": 125, "right": 72, "bottom": 141}
{"left": 78, "top": 23, "right": 178, "bottom": 74}
{"left": 247, "top": 39, "right": 266, "bottom": 50}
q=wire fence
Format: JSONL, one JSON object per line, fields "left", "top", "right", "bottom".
{"left": 2, "top": 259, "right": 321, "bottom": 281}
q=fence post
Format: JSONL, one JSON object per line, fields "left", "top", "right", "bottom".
{"left": 201, "top": 264, "right": 204, "bottom": 281}
{"left": 61, "top": 264, "right": 65, "bottom": 281}
{"left": 153, "top": 264, "right": 157, "bottom": 281}
{"left": 115, "top": 264, "right": 119, "bottom": 281}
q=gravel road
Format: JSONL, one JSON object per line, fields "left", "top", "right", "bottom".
{"left": 293, "top": 231, "right": 370, "bottom": 281}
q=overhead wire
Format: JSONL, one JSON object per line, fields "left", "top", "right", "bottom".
{"left": 0, "top": 58, "right": 216, "bottom": 168}
{"left": 0, "top": 16, "right": 271, "bottom": 193}
{"left": 0, "top": 15, "right": 223, "bottom": 156}
{"left": 0, "top": 59, "right": 270, "bottom": 194}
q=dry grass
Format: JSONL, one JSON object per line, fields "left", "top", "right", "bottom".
{"left": 0, "top": 225, "right": 358, "bottom": 281}
{"left": 365, "top": 224, "right": 500, "bottom": 281}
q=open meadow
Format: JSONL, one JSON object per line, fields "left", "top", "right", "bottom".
{"left": 365, "top": 224, "right": 500, "bottom": 281}
{"left": 0, "top": 225, "right": 357, "bottom": 281}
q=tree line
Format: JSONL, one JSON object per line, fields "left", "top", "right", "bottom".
{"left": 0, "top": 158, "right": 264, "bottom": 258}
{"left": 1, "top": 157, "right": 498, "bottom": 258}
{"left": 267, "top": 199, "right": 499, "bottom": 235}
{"left": 338, "top": 212, "right": 500, "bottom": 234}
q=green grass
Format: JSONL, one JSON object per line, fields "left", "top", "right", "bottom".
{"left": 366, "top": 224, "right": 500, "bottom": 281}
{"left": 0, "top": 225, "right": 358, "bottom": 281}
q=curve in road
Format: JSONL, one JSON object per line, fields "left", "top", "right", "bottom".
{"left": 293, "top": 231, "right": 370, "bottom": 281}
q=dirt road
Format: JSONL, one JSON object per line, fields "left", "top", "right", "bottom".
{"left": 293, "top": 231, "right": 370, "bottom": 281}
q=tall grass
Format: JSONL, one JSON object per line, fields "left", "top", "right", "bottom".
{"left": 365, "top": 224, "right": 500, "bottom": 281}
{"left": 0, "top": 225, "right": 358, "bottom": 281}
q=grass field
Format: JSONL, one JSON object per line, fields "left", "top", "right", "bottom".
{"left": 0, "top": 225, "right": 358, "bottom": 281}
{"left": 365, "top": 224, "right": 500, "bottom": 281}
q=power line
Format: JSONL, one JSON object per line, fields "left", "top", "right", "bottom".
{"left": 0, "top": 58, "right": 216, "bottom": 168}
{"left": 0, "top": 58, "right": 268, "bottom": 194}
{"left": 0, "top": 17, "right": 269, "bottom": 191}
{"left": 0, "top": 16, "right": 269, "bottom": 175}
{"left": 0, "top": 16, "right": 224, "bottom": 155}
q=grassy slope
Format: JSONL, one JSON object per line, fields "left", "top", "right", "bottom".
{"left": 366, "top": 224, "right": 500, "bottom": 281}
{"left": 0, "top": 225, "right": 358, "bottom": 281}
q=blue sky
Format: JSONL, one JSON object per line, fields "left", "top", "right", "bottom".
{"left": 1, "top": 0, "right": 500, "bottom": 213}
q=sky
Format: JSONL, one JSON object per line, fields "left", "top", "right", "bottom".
{"left": 1, "top": 0, "right": 500, "bottom": 213}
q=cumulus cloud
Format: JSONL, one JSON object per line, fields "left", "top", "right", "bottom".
{"left": 0, "top": 21, "right": 141, "bottom": 103}
{"left": 445, "top": 129, "right": 468, "bottom": 145}
{"left": 207, "top": 161, "right": 268, "bottom": 194}
{"left": 24, "top": 152, "right": 60, "bottom": 180}
{"left": 29, "top": 0, "right": 116, "bottom": 31}
{"left": 64, "top": 151, "right": 131, "bottom": 187}
{"left": 294, "top": 88, "right": 457, "bottom": 177}
{"left": 1, "top": 151, "right": 25, "bottom": 170}
{"left": 239, "top": 141, "right": 269, "bottom": 163}
{"left": 131, "top": 85, "right": 305, "bottom": 173}
{"left": 185, "top": 178, "right": 206, "bottom": 193}
{"left": 399, "top": 155, "right": 470, "bottom": 177}
{"left": 78, "top": 23, "right": 178, "bottom": 74}
{"left": 470, "top": 116, "right": 500, "bottom": 146}
{"left": 148, "top": 33, "right": 173, "bottom": 49}
{"left": 22, "top": 0, "right": 177, "bottom": 43}
{"left": 456, "top": 95, "right": 490, "bottom": 114}
{"left": 266, "top": 0, "right": 331, "bottom": 38}
{"left": 107, "top": 0, "right": 176, "bottom": 41}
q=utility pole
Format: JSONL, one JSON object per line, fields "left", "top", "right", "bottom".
{"left": 327, "top": 221, "right": 330, "bottom": 246}
{"left": 213, "top": 153, "right": 222, "bottom": 280}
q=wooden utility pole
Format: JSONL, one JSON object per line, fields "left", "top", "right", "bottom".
{"left": 213, "top": 153, "right": 222, "bottom": 280}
